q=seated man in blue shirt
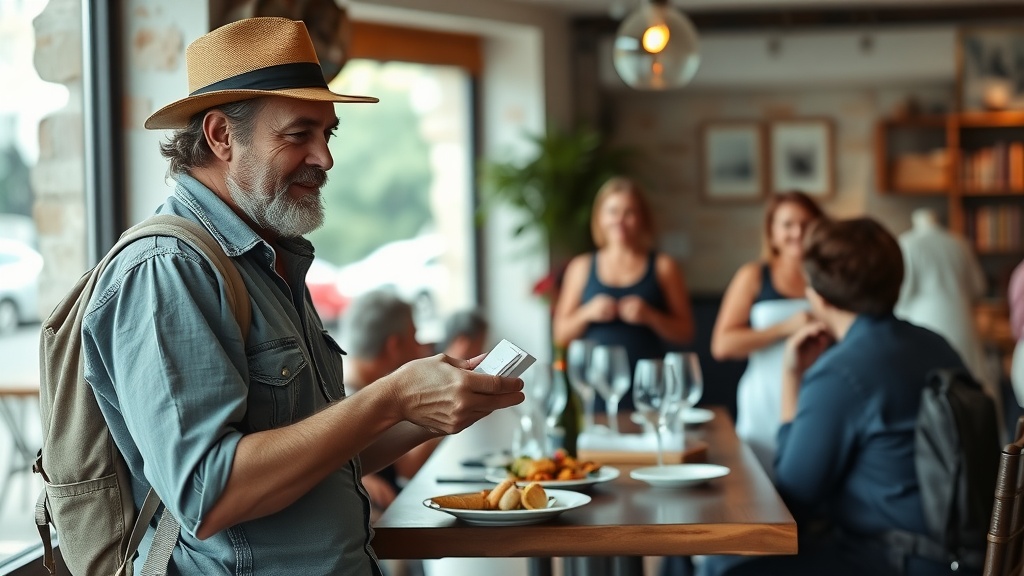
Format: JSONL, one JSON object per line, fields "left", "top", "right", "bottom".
{"left": 82, "top": 17, "right": 523, "bottom": 576}
{"left": 699, "top": 217, "right": 966, "bottom": 576}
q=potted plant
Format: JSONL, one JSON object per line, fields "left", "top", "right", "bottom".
{"left": 479, "top": 125, "right": 633, "bottom": 268}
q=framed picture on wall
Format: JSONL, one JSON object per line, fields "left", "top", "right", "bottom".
{"left": 958, "top": 27, "right": 1024, "bottom": 111}
{"left": 768, "top": 119, "right": 834, "bottom": 198}
{"left": 699, "top": 121, "right": 765, "bottom": 202}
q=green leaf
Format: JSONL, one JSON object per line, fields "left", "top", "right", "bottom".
{"left": 478, "top": 125, "right": 634, "bottom": 258}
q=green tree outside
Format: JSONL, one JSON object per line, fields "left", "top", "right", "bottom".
{"left": 309, "top": 61, "right": 434, "bottom": 267}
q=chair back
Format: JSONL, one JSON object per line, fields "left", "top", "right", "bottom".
{"left": 983, "top": 416, "right": 1024, "bottom": 576}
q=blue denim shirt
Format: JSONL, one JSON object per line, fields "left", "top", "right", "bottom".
{"left": 82, "top": 174, "right": 380, "bottom": 575}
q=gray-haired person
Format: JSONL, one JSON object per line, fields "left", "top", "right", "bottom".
{"left": 438, "top": 308, "right": 489, "bottom": 360}
{"left": 342, "top": 289, "right": 440, "bottom": 517}
{"left": 81, "top": 17, "right": 522, "bottom": 575}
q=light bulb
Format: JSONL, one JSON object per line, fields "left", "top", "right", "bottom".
{"left": 613, "top": 0, "right": 700, "bottom": 90}
{"left": 642, "top": 24, "right": 670, "bottom": 54}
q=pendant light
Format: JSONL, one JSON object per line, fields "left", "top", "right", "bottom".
{"left": 612, "top": 0, "right": 700, "bottom": 90}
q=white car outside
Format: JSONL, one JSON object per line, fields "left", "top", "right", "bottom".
{"left": 0, "top": 239, "right": 43, "bottom": 333}
{"left": 335, "top": 234, "right": 448, "bottom": 324}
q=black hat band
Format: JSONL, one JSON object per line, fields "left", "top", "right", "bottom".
{"left": 190, "top": 62, "right": 328, "bottom": 96}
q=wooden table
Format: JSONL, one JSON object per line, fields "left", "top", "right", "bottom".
{"left": 372, "top": 406, "right": 797, "bottom": 564}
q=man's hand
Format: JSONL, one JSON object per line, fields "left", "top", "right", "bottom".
{"left": 383, "top": 354, "right": 524, "bottom": 436}
{"left": 779, "top": 321, "right": 834, "bottom": 423}
{"left": 783, "top": 321, "right": 834, "bottom": 379}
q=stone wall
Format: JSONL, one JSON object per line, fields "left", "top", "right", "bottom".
{"left": 32, "top": 0, "right": 87, "bottom": 315}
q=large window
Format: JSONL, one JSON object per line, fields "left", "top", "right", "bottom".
{"left": 0, "top": 0, "right": 83, "bottom": 564}
{"left": 308, "top": 57, "right": 477, "bottom": 345}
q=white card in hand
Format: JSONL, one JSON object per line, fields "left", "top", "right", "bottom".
{"left": 473, "top": 339, "right": 536, "bottom": 379}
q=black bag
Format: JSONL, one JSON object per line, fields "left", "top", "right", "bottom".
{"left": 887, "top": 368, "right": 1000, "bottom": 572}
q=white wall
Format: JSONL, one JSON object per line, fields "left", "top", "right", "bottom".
{"left": 601, "top": 26, "right": 958, "bottom": 90}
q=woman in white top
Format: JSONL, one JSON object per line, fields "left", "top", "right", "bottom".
{"left": 711, "top": 191, "right": 824, "bottom": 476}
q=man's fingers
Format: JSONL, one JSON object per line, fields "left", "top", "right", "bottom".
{"left": 466, "top": 372, "right": 523, "bottom": 395}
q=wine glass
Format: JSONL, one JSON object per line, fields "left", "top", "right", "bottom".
{"left": 632, "top": 359, "right": 677, "bottom": 466}
{"left": 511, "top": 365, "right": 547, "bottom": 458}
{"left": 588, "top": 344, "right": 630, "bottom": 434}
{"left": 566, "top": 339, "right": 596, "bottom": 432}
{"left": 664, "top": 352, "right": 704, "bottom": 436}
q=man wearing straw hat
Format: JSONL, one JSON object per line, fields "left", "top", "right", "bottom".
{"left": 81, "top": 17, "right": 524, "bottom": 575}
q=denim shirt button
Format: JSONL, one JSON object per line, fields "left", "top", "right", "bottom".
{"left": 281, "top": 367, "right": 290, "bottom": 377}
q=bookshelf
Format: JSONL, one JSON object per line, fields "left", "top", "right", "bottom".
{"left": 877, "top": 111, "right": 1024, "bottom": 353}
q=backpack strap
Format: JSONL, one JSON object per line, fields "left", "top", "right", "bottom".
{"left": 126, "top": 215, "right": 252, "bottom": 337}
{"left": 104, "top": 214, "right": 250, "bottom": 575}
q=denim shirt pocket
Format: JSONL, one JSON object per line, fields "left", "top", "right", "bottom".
{"left": 246, "top": 336, "right": 308, "bottom": 429}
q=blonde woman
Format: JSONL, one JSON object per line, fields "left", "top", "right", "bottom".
{"left": 710, "top": 191, "right": 824, "bottom": 475}
{"left": 554, "top": 177, "right": 694, "bottom": 410}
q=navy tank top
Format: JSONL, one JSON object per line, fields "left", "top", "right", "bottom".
{"left": 755, "top": 263, "right": 788, "bottom": 303}
{"left": 581, "top": 251, "right": 668, "bottom": 411}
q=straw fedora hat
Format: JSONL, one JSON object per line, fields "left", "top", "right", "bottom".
{"left": 144, "top": 17, "right": 377, "bottom": 130}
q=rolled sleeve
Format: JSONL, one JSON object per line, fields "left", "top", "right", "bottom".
{"left": 84, "top": 240, "right": 248, "bottom": 535}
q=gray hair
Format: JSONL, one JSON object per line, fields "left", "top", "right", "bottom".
{"left": 341, "top": 290, "right": 414, "bottom": 359}
{"left": 438, "top": 308, "right": 488, "bottom": 352}
{"left": 159, "top": 98, "right": 266, "bottom": 176}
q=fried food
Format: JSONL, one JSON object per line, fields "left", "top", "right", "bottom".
{"left": 486, "top": 479, "right": 515, "bottom": 510}
{"left": 521, "top": 483, "right": 547, "bottom": 510}
{"left": 508, "top": 450, "right": 600, "bottom": 482}
{"left": 431, "top": 492, "right": 488, "bottom": 510}
{"left": 498, "top": 485, "right": 522, "bottom": 511}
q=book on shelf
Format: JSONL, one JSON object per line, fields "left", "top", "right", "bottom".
{"left": 962, "top": 140, "right": 1024, "bottom": 192}
{"left": 967, "top": 204, "right": 1024, "bottom": 252}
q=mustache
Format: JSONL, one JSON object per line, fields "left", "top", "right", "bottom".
{"left": 289, "top": 167, "right": 328, "bottom": 189}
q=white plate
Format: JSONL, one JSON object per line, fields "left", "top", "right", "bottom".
{"left": 680, "top": 407, "right": 715, "bottom": 425}
{"left": 484, "top": 466, "right": 620, "bottom": 489}
{"left": 630, "top": 464, "right": 730, "bottom": 488}
{"left": 423, "top": 489, "right": 591, "bottom": 526}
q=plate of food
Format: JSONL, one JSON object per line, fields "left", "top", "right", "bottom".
{"left": 629, "top": 463, "right": 730, "bottom": 488}
{"left": 423, "top": 481, "right": 591, "bottom": 526}
{"left": 484, "top": 452, "right": 618, "bottom": 489}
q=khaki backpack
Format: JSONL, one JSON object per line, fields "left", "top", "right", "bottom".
{"left": 33, "top": 214, "right": 251, "bottom": 576}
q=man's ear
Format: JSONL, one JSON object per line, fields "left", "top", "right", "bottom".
{"left": 202, "top": 110, "right": 233, "bottom": 162}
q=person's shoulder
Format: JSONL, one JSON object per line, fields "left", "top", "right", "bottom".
{"left": 565, "top": 252, "right": 594, "bottom": 273}
{"left": 653, "top": 251, "right": 682, "bottom": 273}
{"left": 727, "top": 260, "right": 764, "bottom": 288}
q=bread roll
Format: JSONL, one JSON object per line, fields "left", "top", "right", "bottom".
{"left": 486, "top": 479, "right": 515, "bottom": 510}
{"left": 521, "top": 483, "right": 547, "bottom": 510}
{"left": 498, "top": 486, "right": 522, "bottom": 511}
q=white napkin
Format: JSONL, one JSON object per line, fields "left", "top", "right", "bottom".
{"left": 577, "top": 430, "right": 684, "bottom": 453}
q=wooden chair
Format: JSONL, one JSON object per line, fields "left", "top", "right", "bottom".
{"left": 984, "top": 416, "right": 1024, "bottom": 576}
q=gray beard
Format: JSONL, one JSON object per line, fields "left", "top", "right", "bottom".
{"left": 226, "top": 162, "right": 325, "bottom": 239}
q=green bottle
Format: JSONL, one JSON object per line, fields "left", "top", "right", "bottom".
{"left": 553, "top": 358, "right": 583, "bottom": 457}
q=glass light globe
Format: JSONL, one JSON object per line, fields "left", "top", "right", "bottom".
{"left": 613, "top": 0, "right": 700, "bottom": 90}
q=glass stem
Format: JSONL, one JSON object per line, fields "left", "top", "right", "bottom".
{"left": 582, "top": 389, "right": 596, "bottom": 431}
{"left": 607, "top": 399, "right": 619, "bottom": 434}
{"left": 654, "top": 418, "right": 664, "bottom": 467}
